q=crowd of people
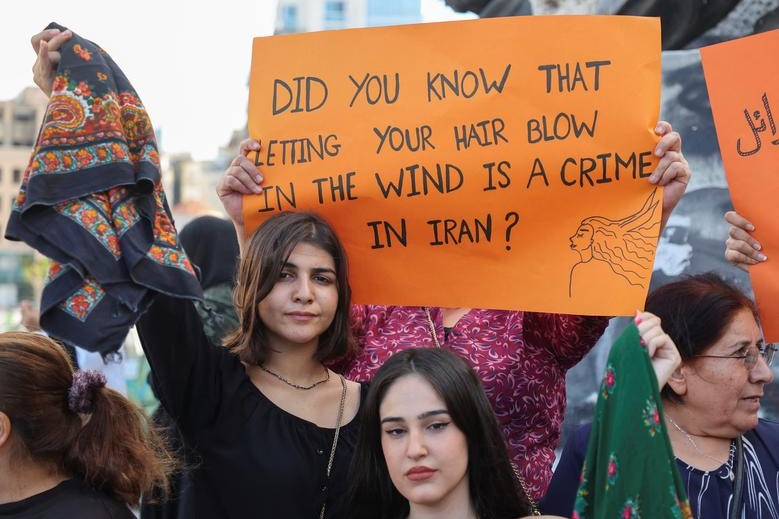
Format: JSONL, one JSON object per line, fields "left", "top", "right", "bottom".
{"left": 1, "top": 20, "right": 777, "bottom": 519}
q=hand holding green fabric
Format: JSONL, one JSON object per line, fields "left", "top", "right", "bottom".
{"left": 573, "top": 321, "right": 692, "bottom": 519}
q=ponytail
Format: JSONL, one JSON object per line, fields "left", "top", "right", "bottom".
{"left": 67, "top": 383, "right": 175, "bottom": 505}
{"left": 0, "top": 332, "right": 176, "bottom": 506}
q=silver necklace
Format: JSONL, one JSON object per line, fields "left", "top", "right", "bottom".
{"left": 258, "top": 364, "right": 330, "bottom": 390}
{"left": 667, "top": 416, "right": 735, "bottom": 481}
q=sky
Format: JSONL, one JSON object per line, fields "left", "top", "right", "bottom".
{"left": 3, "top": 1, "right": 472, "bottom": 161}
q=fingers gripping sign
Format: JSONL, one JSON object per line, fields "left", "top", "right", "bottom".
{"left": 216, "top": 139, "right": 265, "bottom": 232}
{"left": 724, "top": 210, "right": 767, "bottom": 271}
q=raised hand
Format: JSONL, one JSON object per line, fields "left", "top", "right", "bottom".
{"left": 724, "top": 210, "right": 767, "bottom": 272}
{"left": 649, "top": 121, "right": 690, "bottom": 229}
{"left": 216, "top": 138, "right": 264, "bottom": 238}
{"left": 30, "top": 27, "right": 72, "bottom": 96}
{"left": 635, "top": 310, "right": 681, "bottom": 388}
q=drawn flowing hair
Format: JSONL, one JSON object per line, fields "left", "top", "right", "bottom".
{"left": 578, "top": 188, "right": 660, "bottom": 287}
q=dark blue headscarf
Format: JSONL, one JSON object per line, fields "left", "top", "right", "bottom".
{"left": 6, "top": 22, "right": 202, "bottom": 355}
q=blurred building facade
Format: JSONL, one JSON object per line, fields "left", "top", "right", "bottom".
{"left": 0, "top": 87, "right": 49, "bottom": 309}
{"left": 275, "top": 0, "right": 421, "bottom": 34}
{"left": 0, "top": 87, "right": 48, "bottom": 253}
{"left": 165, "top": 153, "right": 226, "bottom": 228}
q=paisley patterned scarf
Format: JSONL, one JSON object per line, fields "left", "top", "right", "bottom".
{"left": 573, "top": 323, "right": 693, "bottom": 519}
{"left": 6, "top": 22, "right": 202, "bottom": 355}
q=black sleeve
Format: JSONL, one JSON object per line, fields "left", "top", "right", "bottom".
{"left": 136, "top": 293, "right": 226, "bottom": 435}
{"left": 539, "top": 422, "right": 592, "bottom": 516}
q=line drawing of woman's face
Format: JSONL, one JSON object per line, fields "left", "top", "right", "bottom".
{"left": 569, "top": 223, "right": 594, "bottom": 254}
{"left": 567, "top": 188, "right": 660, "bottom": 296}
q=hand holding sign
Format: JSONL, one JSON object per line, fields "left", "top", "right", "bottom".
{"left": 217, "top": 139, "right": 264, "bottom": 234}
{"left": 649, "top": 121, "right": 690, "bottom": 227}
{"left": 724, "top": 210, "right": 768, "bottom": 271}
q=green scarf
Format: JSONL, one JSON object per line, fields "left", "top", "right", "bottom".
{"left": 573, "top": 323, "right": 693, "bottom": 519}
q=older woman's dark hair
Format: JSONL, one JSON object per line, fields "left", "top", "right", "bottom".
{"left": 223, "top": 211, "right": 353, "bottom": 364}
{"left": 348, "top": 348, "right": 529, "bottom": 519}
{"left": 645, "top": 272, "right": 759, "bottom": 402}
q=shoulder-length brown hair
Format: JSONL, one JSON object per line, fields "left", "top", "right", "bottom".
{"left": 223, "top": 211, "right": 353, "bottom": 365}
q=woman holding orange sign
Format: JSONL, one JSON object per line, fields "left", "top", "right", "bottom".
{"left": 217, "top": 122, "right": 690, "bottom": 501}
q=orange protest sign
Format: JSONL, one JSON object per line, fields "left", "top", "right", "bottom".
{"left": 246, "top": 15, "right": 661, "bottom": 316}
{"left": 701, "top": 29, "right": 779, "bottom": 341}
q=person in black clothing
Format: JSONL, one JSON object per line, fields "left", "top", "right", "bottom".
{"left": 31, "top": 27, "right": 363, "bottom": 519}
{"left": 0, "top": 332, "right": 174, "bottom": 518}
{"left": 140, "top": 215, "right": 241, "bottom": 519}
{"left": 136, "top": 211, "right": 363, "bottom": 518}
{"left": 178, "top": 215, "right": 242, "bottom": 341}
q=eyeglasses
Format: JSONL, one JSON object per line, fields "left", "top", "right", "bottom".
{"left": 695, "top": 344, "right": 776, "bottom": 370}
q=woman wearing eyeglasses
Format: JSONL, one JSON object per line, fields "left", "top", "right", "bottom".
{"left": 541, "top": 272, "right": 779, "bottom": 519}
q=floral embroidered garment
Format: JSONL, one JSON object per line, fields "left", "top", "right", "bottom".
{"left": 5, "top": 22, "right": 202, "bottom": 354}
{"left": 573, "top": 323, "right": 692, "bottom": 519}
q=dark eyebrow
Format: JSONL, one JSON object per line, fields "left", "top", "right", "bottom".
{"left": 311, "top": 267, "right": 337, "bottom": 275}
{"left": 380, "top": 409, "right": 449, "bottom": 425}
{"left": 418, "top": 409, "right": 449, "bottom": 420}
{"left": 283, "top": 261, "right": 336, "bottom": 275}
{"left": 380, "top": 416, "right": 404, "bottom": 425}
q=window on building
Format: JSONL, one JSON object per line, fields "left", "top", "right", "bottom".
{"left": 13, "top": 169, "right": 21, "bottom": 184}
{"left": 0, "top": 107, "right": 5, "bottom": 145}
{"left": 367, "top": 0, "right": 391, "bottom": 15}
{"left": 280, "top": 5, "right": 299, "bottom": 33}
{"left": 324, "top": 1, "right": 346, "bottom": 28}
{"left": 12, "top": 108, "right": 37, "bottom": 147}
{"left": 366, "top": 0, "right": 420, "bottom": 26}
